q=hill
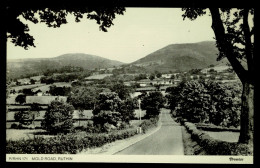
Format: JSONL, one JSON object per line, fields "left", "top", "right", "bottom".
{"left": 130, "top": 41, "right": 228, "bottom": 73}
{"left": 7, "top": 53, "right": 125, "bottom": 79}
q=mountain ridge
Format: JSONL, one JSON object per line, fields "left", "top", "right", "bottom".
{"left": 130, "top": 41, "right": 228, "bottom": 72}
{"left": 7, "top": 41, "right": 229, "bottom": 79}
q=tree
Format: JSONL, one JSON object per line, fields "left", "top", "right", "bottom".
{"left": 182, "top": 8, "right": 254, "bottom": 144}
{"left": 167, "top": 80, "right": 241, "bottom": 127}
{"left": 117, "top": 98, "right": 135, "bottom": 124}
{"left": 30, "top": 103, "right": 42, "bottom": 128}
{"left": 41, "top": 99, "right": 74, "bottom": 134}
{"left": 92, "top": 92, "right": 122, "bottom": 131}
{"left": 14, "top": 110, "right": 31, "bottom": 127}
{"left": 67, "top": 86, "right": 101, "bottom": 110}
{"left": 109, "top": 82, "right": 133, "bottom": 100}
{"left": 141, "top": 91, "right": 166, "bottom": 118}
{"left": 15, "top": 94, "right": 26, "bottom": 104}
{"left": 22, "top": 88, "right": 34, "bottom": 96}
{"left": 149, "top": 74, "right": 155, "bottom": 81}
{"left": 6, "top": 2, "right": 125, "bottom": 49}
{"left": 67, "top": 86, "right": 102, "bottom": 126}
{"left": 30, "top": 79, "right": 36, "bottom": 84}
{"left": 155, "top": 71, "right": 162, "bottom": 78}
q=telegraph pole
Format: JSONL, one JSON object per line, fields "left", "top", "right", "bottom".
{"left": 138, "top": 99, "right": 142, "bottom": 133}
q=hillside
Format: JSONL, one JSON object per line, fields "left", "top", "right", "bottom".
{"left": 7, "top": 53, "right": 124, "bottom": 79}
{"left": 130, "top": 41, "right": 228, "bottom": 73}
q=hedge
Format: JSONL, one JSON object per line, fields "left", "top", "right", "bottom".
{"left": 139, "top": 116, "right": 159, "bottom": 133}
{"left": 6, "top": 127, "right": 139, "bottom": 154}
{"left": 184, "top": 122, "right": 252, "bottom": 155}
{"left": 6, "top": 117, "right": 159, "bottom": 154}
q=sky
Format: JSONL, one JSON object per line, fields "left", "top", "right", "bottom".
{"left": 7, "top": 8, "right": 215, "bottom": 63}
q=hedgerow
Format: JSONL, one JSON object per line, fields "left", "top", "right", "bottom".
{"left": 140, "top": 116, "right": 159, "bottom": 133}
{"left": 184, "top": 122, "right": 252, "bottom": 155}
{"left": 6, "top": 127, "right": 138, "bottom": 154}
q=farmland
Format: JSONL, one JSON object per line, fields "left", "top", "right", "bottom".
{"left": 31, "top": 82, "right": 72, "bottom": 92}
{"left": 10, "top": 83, "right": 45, "bottom": 92}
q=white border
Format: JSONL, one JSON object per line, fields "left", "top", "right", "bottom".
{"left": 6, "top": 154, "right": 253, "bottom": 164}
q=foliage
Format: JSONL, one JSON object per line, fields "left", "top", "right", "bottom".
{"left": 92, "top": 92, "right": 136, "bottom": 131}
{"left": 93, "top": 92, "right": 121, "bottom": 115}
{"left": 15, "top": 94, "right": 26, "bottom": 104}
{"left": 14, "top": 111, "right": 32, "bottom": 126}
{"left": 6, "top": 127, "right": 139, "bottom": 154}
{"left": 92, "top": 110, "right": 121, "bottom": 132}
{"left": 30, "top": 103, "right": 42, "bottom": 127}
{"left": 184, "top": 122, "right": 252, "bottom": 155}
{"left": 149, "top": 74, "right": 155, "bottom": 81}
{"left": 182, "top": 8, "right": 254, "bottom": 144}
{"left": 109, "top": 82, "right": 133, "bottom": 100}
{"left": 141, "top": 92, "right": 166, "bottom": 118}
{"left": 140, "top": 116, "right": 159, "bottom": 133}
{"left": 40, "top": 76, "right": 55, "bottom": 84}
{"left": 134, "top": 73, "right": 147, "bottom": 81}
{"left": 30, "top": 79, "right": 36, "bottom": 84}
{"left": 7, "top": 3, "right": 126, "bottom": 49}
{"left": 167, "top": 80, "right": 241, "bottom": 127}
{"left": 67, "top": 86, "right": 102, "bottom": 110}
{"left": 41, "top": 99, "right": 74, "bottom": 134}
{"left": 49, "top": 85, "right": 71, "bottom": 96}
{"left": 117, "top": 98, "right": 135, "bottom": 124}
{"left": 22, "top": 88, "right": 34, "bottom": 96}
{"left": 154, "top": 70, "right": 162, "bottom": 78}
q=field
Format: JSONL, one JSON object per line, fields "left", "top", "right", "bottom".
{"left": 10, "top": 83, "right": 45, "bottom": 92}
{"left": 31, "top": 82, "right": 72, "bottom": 92}
{"left": 6, "top": 129, "right": 54, "bottom": 141}
{"left": 202, "top": 130, "right": 240, "bottom": 142}
{"left": 85, "top": 74, "right": 113, "bottom": 80}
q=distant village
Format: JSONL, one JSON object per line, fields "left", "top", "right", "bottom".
{"left": 6, "top": 64, "right": 239, "bottom": 127}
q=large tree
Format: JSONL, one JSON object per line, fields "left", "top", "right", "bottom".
{"left": 182, "top": 8, "right": 254, "bottom": 144}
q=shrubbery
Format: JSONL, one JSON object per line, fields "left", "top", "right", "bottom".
{"left": 6, "top": 127, "right": 139, "bottom": 154}
{"left": 140, "top": 116, "right": 159, "bottom": 133}
{"left": 184, "top": 122, "right": 252, "bottom": 155}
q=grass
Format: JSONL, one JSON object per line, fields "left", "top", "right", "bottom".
{"left": 6, "top": 129, "right": 54, "bottom": 141}
{"left": 85, "top": 74, "right": 113, "bottom": 80}
{"left": 10, "top": 83, "right": 45, "bottom": 91}
{"left": 31, "top": 82, "right": 72, "bottom": 92}
{"left": 201, "top": 130, "right": 239, "bottom": 142}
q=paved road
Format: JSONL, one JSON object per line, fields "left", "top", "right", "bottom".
{"left": 115, "top": 109, "right": 184, "bottom": 155}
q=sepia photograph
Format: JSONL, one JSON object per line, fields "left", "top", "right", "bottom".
{"left": 4, "top": 0, "right": 255, "bottom": 165}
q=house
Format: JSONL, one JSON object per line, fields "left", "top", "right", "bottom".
{"left": 161, "top": 74, "right": 173, "bottom": 79}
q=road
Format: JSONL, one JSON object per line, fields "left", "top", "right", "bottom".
{"left": 115, "top": 108, "right": 184, "bottom": 155}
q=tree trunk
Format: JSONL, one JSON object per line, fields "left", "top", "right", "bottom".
{"left": 239, "top": 82, "right": 254, "bottom": 145}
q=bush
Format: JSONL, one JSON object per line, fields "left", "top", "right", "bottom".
{"left": 14, "top": 111, "right": 32, "bottom": 126}
{"left": 140, "top": 116, "right": 159, "bottom": 133}
{"left": 184, "top": 122, "right": 252, "bottom": 155}
{"left": 10, "top": 123, "right": 18, "bottom": 129}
